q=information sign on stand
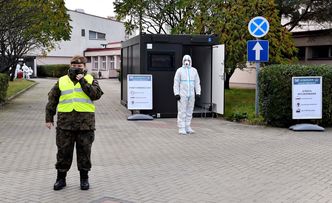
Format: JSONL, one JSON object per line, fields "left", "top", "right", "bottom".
{"left": 290, "top": 76, "right": 324, "bottom": 131}
{"left": 292, "top": 76, "right": 322, "bottom": 119}
{"left": 127, "top": 74, "right": 153, "bottom": 120}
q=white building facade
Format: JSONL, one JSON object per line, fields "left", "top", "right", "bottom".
{"left": 33, "top": 10, "right": 125, "bottom": 67}
{"left": 84, "top": 42, "right": 121, "bottom": 78}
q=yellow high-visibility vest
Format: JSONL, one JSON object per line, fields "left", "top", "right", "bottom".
{"left": 57, "top": 74, "right": 95, "bottom": 112}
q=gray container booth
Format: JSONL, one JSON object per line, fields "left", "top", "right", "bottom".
{"left": 121, "top": 34, "right": 225, "bottom": 118}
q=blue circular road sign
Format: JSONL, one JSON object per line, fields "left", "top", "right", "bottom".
{"left": 248, "top": 16, "right": 269, "bottom": 38}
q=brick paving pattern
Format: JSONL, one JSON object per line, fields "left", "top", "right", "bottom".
{"left": 0, "top": 78, "right": 331, "bottom": 203}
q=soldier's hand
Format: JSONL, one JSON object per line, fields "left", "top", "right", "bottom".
{"left": 46, "top": 122, "right": 54, "bottom": 129}
{"left": 76, "top": 74, "right": 84, "bottom": 81}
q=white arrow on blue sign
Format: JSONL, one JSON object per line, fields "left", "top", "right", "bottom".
{"left": 247, "top": 40, "right": 269, "bottom": 62}
{"left": 248, "top": 16, "right": 269, "bottom": 38}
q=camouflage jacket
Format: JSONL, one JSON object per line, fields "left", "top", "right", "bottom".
{"left": 45, "top": 75, "right": 104, "bottom": 130}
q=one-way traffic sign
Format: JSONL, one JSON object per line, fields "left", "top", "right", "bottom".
{"left": 247, "top": 40, "right": 269, "bottom": 62}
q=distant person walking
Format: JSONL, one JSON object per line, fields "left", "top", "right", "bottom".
{"left": 45, "top": 55, "right": 104, "bottom": 191}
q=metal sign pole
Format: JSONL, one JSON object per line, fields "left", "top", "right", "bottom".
{"left": 255, "top": 62, "right": 260, "bottom": 116}
{"left": 248, "top": 16, "right": 269, "bottom": 117}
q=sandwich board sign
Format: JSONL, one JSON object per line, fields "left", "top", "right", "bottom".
{"left": 292, "top": 76, "right": 322, "bottom": 119}
{"left": 127, "top": 74, "right": 153, "bottom": 110}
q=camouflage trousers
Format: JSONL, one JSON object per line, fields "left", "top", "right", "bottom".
{"left": 55, "top": 128, "right": 95, "bottom": 172}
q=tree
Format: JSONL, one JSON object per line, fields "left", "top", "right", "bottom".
{"left": 276, "top": 0, "right": 332, "bottom": 31}
{"left": 0, "top": 0, "right": 71, "bottom": 80}
{"left": 182, "top": 0, "right": 297, "bottom": 89}
{"left": 114, "top": 0, "right": 187, "bottom": 34}
{"left": 114, "top": 0, "right": 297, "bottom": 89}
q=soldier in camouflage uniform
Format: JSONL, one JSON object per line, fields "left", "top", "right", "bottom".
{"left": 45, "top": 55, "right": 103, "bottom": 191}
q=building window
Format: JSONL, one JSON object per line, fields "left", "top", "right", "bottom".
{"left": 89, "top": 30, "right": 106, "bottom": 40}
{"left": 97, "top": 32, "right": 106, "bottom": 39}
{"left": 297, "top": 47, "right": 305, "bottom": 60}
{"left": 86, "top": 56, "right": 91, "bottom": 63}
{"left": 92, "top": 56, "right": 98, "bottom": 70}
{"left": 108, "top": 56, "right": 115, "bottom": 70}
{"left": 310, "top": 46, "right": 331, "bottom": 59}
{"left": 147, "top": 52, "right": 175, "bottom": 71}
{"left": 101, "top": 56, "right": 107, "bottom": 71}
{"left": 81, "top": 29, "right": 85, "bottom": 37}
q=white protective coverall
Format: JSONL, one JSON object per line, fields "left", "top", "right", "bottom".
{"left": 14, "top": 64, "right": 21, "bottom": 79}
{"left": 22, "top": 63, "right": 29, "bottom": 79}
{"left": 173, "top": 55, "right": 201, "bottom": 134}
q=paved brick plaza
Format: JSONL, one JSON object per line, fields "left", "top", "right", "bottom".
{"left": 0, "top": 78, "right": 331, "bottom": 203}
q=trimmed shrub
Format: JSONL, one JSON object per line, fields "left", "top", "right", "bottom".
{"left": 259, "top": 64, "right": 332, "bottom": 127}
{"left": 90, "top": 72, "right": 98, "bottom": 79}
{"left": 0, "top": 73, "right": 9, "bottom": 103}
{"left": 37, "top": 64, "right": 70, "bottom": 78}
{"left": 116, "top": 69, "right": 121, "bottom": 81}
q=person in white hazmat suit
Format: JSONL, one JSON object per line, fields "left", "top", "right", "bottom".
{"left": 22, "top": 63, "right": 29, "bottom": 79}
{"left": 14, "top": 63, "right": 21, "bottom": 79}
{"left": 173, "top": 55, "right": 201, "bottom": 135}
{"left": 27, "top": 66, "right": 33, "bottom": 79}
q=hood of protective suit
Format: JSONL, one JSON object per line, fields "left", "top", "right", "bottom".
{"left": 182, "top": 55, "right": 192, "bottom": 67}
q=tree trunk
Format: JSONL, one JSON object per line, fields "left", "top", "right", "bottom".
{"left": 9, "top": 67, "right": 15, "bottom": 81}
{"left": 225, "top": 73, "right": 230, "bottom": 89}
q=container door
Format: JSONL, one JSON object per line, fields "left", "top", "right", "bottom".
{"left": 212, "top": 44, "right": 225, "bottom": 114}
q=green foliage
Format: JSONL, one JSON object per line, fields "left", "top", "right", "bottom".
{"left": 37, "top": 64, "right": 70, "bottom": 78}
{"left": 90, "top": 72, "right": 98, "bottom": 79}
{"left": 114, "top": 0, "right": 180, "bottom": 34}
{"left": 116, "top": 69, "right": 122, "bottom": 81}
{"left": 0, "top": 73, "right": 9, "bottom": 103}
{"left": 0, "top": 0, "right": 71, "bottom": 73}
{"left": 259, "top": 64, "right": 332, "bottom": 127}
{"left": 230, "top": 111, "right": 248, "bottom": 122}
{"left": 224, "top": 88, "right": 265, "bottom": 124}
{"left": 174, "top": 0, "right": 297, "bottom": 88}
{"left": 114, "top": 0, "right": 298, "bottom": 89}
{"left": 276, "top": 0, "right": 332, "bottom": 31}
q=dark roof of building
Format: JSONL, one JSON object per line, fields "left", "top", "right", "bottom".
{"left": 84, "top": 47, "right": 121, "bottom": 52}
{"left": 108, "top": 41, "right": 122, "bottom": 45}
{"left": 292, "top": 29, "right": 332, "bottom": 38}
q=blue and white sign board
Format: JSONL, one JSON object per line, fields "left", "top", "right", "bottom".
{"left": 247, "top": 40, "right": 269, "bottom": 62}
{"left": 292, "top": 76, "right": 322, "bottom": 119}
{"left": 248, "top": 16, "right": 269, "bottom": 38}
{"left": 127, "top": 74, "right": 153, "bottom": 110}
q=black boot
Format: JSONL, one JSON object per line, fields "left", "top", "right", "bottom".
{"left": 53, "top": 171, "right": 67, "bottom": 190}
{"left": 80, "top": 179, "right": 89, "bottom": 190}
{"left": 80, "top": 170, "right": 89, "bottom": 190}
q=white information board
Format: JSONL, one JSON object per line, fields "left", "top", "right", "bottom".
{"left": 127, "top": 74, "right": 153, "bottom": 110}
{"left": 292, "top": 76, "right": 322, "bottom": 119}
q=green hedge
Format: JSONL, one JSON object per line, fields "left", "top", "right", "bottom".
{"left": 0, "top": 73, "right": 9, "bottom": 103}
{"left": 37, "top": 64, "right": 70, "bottom": 78}
{"left": 259, "top": 64, "right": 332, "bottom": 127}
